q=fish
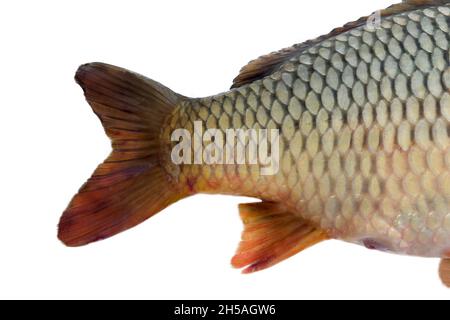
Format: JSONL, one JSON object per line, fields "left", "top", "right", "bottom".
{"left": 59, "top": 0, "right": 450, "bottom": 286}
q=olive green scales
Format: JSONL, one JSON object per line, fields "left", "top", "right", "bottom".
{"left": 59, "top": 1, "right": 450, "bottom": 285}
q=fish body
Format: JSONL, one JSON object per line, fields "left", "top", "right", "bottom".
{"left": 59, "top": 0, "right": 450, "bottom": 285}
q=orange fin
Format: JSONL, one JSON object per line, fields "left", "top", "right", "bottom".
{"left": 231, "top": 0, "right": 450, "bottom": 88}
{"left": 58, "top": 63, "right": 184, "bottom": 247}
{"left": 439, "top": 259, "right": 450, "bottom": 288}
{"left": 231, "top": 202, "right": 328, "bottom": 274}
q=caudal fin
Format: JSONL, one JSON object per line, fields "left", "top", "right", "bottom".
{"left": 58, "top": 62, "right": 183, "bottom": 246}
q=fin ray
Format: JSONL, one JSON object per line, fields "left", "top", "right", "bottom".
{"left": 232, "top": 202, "right": 328, "bottom": 273}
{"left": 58, "top": 63, "right": 185, "bottom": 246}
{"left": 439, "top": 259, "right": 450, "bottom": 287}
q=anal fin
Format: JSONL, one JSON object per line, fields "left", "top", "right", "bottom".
{"left": 232, "top": 202, "right": 328, "bottom": 274}
{"left": 439, "top": 259, "right": 450, "bottom": 288}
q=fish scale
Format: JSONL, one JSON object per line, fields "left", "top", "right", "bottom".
{"left": 166, "top": 4, "right": 450, "bottom": 257}
{"left": 59, "top": 0, "right": 450, "bottom": 284}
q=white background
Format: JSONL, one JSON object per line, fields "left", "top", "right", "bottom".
{"left": 0, "top": 0, "right": 448, "bottom": 299}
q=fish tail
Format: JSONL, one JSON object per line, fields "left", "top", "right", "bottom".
{"left": 58, "top": 62, "right": 185, "bottom": 246}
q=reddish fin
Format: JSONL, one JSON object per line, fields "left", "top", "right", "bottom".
{"left": 439, "top": 259, "right": 450, "bottom": 288}
{"left": 58, "top": 63, "right": 184, "bottom": 247}
{"left": 231, "top": 202, "right": 328, "bottom": 274}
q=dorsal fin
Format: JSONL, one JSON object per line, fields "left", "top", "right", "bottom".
{"left": 231, "top": 0, "right": 450, "bottom": 88}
